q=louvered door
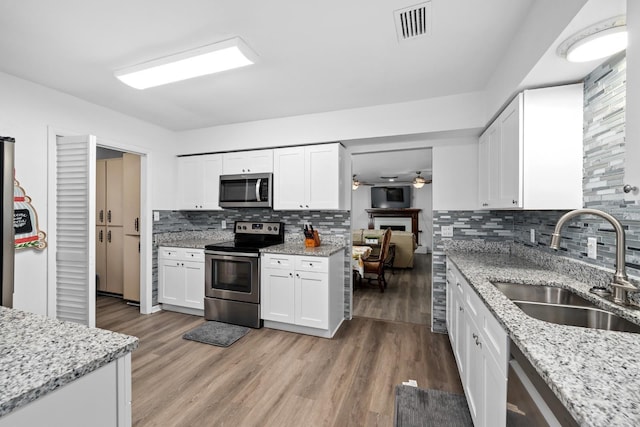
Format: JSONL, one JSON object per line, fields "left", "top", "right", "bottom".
{"left": 56, "top": 135, "right": 96, "bottom": 326}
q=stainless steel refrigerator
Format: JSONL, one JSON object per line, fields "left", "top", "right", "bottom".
{"left": 1, "top": 136, "right": 14, "bottom": 308}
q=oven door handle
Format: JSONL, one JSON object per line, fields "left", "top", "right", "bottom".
{"left": 255, "top": 178, "right": 262, "bottom": 202}
{"left": 205, "top": 250, "right": 260, "bottom": 258}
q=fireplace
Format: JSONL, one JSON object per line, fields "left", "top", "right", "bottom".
{"left": 366, "top": 208, "right": 421, "bottom": 244}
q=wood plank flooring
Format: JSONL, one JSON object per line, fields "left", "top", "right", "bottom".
{"left": 352, "top": 253, "right": 431, "bottom": 325}
{"left": 97, "top": 252, "right": 461, "bottom": 427}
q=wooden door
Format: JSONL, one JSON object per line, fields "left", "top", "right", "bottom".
{"left": 106, "top": 226, "right": 124, "bottom": 295}
{"left": 123, "top": 235, "right": 140, "bottom": 302}
{"left": 106, "top": 158, "right": 123, "bottom": 226}
{"left": 122, "top": 153, "right": 140, "bottom": 235}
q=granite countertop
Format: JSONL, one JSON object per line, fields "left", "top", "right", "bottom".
{"left": 446, "top": 251, "right": 640, "bottom": 427}
{"left": 0, "top": 307, "right": 138, "bottom": 418}
{"left": 156, "top": 237, "right": 225, "bottom": 249}
{"left": 261, "top": 242, "right": 346, "bottom": 257}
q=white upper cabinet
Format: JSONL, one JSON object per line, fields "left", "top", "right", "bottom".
{"left": 177, "top": 154, "right": 223, "bottom": 210}
{"left": 478, "top": 84, "right": 583, "bottom": 210}
{"left": 273, "top": 143, "right": 346, "bottom": 210}
{"left": 222, "top": 149, "right": 273, "bottom": 174}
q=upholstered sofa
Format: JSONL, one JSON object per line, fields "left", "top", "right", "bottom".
{"left": 352, "top": 229, "right": 418, "bottom": 268}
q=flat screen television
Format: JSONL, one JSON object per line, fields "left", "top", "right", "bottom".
{"left": 371, "top": 186, "right": 411, "bottom": 209}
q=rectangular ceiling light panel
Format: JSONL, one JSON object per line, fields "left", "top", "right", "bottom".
{"left": 115, "top": 37, "right": 257, "bottom": 89}
{"left": 394, "top": 1, "right": 432, "bottom": 42}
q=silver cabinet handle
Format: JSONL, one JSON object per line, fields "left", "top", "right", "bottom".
{"left": 624, "top": 184, "right": 637, "bottom": 193}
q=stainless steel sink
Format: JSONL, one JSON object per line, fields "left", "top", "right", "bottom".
{"left": 492, "top": 282, "right": 640, "bottom": 333}
{"left": 514, "top": 301, "right": 640, "bottom": 333}
{"left": 493, "top": 282, "right": 596, "bottom": 308}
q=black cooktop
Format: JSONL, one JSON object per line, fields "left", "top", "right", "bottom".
{"left": 205, "top": 221, "right": 284, "bottom": 253}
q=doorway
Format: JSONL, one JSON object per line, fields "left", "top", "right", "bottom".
{"left": 349, "top": 146, "right": 433, "bottom": 325}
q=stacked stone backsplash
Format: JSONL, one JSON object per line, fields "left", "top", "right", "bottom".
{"left": 152, "top": 209, "right": 351, "bottom": 315}
{"left": 432, "top": 51, "right": 640, "bottom": 333}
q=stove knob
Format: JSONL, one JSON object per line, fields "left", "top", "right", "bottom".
{"left": 243, "top": 225, "right": 247, "bottom": 230}
{"left": 273, "top": 226, "right": 278, "bottom": 231}
{"left": 268, "top": 226, "right": 272, "bottom": 231}
{"left": 237, "top": 225, "right": 241, "bottom": 231}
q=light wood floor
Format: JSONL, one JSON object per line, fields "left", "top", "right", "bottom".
{"left": 97, "top": 282, "right": 462, "bottom": 426}
{"left": 352, "top": 253, "right": 431, "bottom": 325}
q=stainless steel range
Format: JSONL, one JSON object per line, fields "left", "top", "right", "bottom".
{"left": 204, "top": 221, "right": 284, "bottom": 328}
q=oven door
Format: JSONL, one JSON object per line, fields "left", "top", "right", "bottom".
{"left": 205, "top": 251, "right": 260, "bottom": 303}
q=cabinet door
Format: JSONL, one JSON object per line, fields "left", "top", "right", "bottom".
{"left": 486, "top": 122, "right": 502, "bottom": 208}
{"left": 106, "top": 158, "right": 123, "bottom": 226}
{"left": 465, "top": 316, "right": 483, "bottom": 426}
{"left": 183, "top": 261, "right": 204, "bottom": 309}
{"left": 483, "top": 353, "right": 507, "bottom": 427}
{"left": 477, "top": 132, "right": 490, "bottom": 209}
{"left": 96, "top": 226, "right": 107, "bottom": 291}
{"left": 305, "top": 144, "right": 340, "bottom": 209}
{"left": 159, "top": 259, "right": 184, "bottom": 304}
{"left": 202, "top": 154, "right": 223, "bottom": 210}
{"left": 123, "top": 235, "right": 140, "bottom": 302}
{"left": 178, "top": 156, "right": 204, "bottom": 209}
{"left": 222, "top": 150, "right": 273, "bottom": 174}
{"left": 497, "top": 95, "right": 522, "bottom": 208}
{"left": 454, "top": 293, "right": 466, "bottom": 380}
{"left": 96, "top": 160, "right": 106, "bottom": 225}
{"left": 294, "top": 270, "right": 328, "bottom": 329}
{"left": 106, "top": 226, "right": 124, "bottom": 295}
{"left": 273, "top": 147, "right": 305, "bottom": 210}
{"left": 261, "top": 268, "right": 295, "bottom": 323}
{"left": 122, "top": 153, "right": 141, "bottom": 235}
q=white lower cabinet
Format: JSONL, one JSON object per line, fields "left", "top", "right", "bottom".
{"left": 447, "top": 258, "right": 508, "bottom": 427}
{"left": 261, "top": 252, "right": 344, "bottom": 338}
{"left": 158, "top": 247, "right": 205, "bottom": 313}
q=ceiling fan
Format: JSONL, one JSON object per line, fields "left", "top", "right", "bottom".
{"left": 352, "top": 174, "right": 375, "bottom": 190}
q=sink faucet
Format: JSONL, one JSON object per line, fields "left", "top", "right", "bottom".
{"left": 550, "top": 208, "right": 637, "bottom": 305}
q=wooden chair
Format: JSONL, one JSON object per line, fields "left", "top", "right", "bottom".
{"left": 362, "top": 228, "right": 392, "bottom": 292}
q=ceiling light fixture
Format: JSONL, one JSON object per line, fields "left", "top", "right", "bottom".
{"left": 557, "top": 16, "right": 627, "bottom": 63}
{"left": 381, "top": 176, "right": 397, "bottom": 182}
{"left": 352, "top": 175, "right": 360, "bottom": 190}
{"left": 114, "top": 37, "right": 257, "bottom": 89}
{"left": 413, "top": 171, "right": 427, "bottom": 188}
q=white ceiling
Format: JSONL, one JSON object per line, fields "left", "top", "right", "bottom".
{"left": 0, "top": 0, "right": 535, "bottom": 131}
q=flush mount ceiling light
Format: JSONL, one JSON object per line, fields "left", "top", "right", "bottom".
{"left": 381, "top": 176, "right": 398, "bottom": 182}
{"left": 115, "top": 37, "right": 257, "bottom": 89}
{"left": 557, "top": 16, "right": 627, "bottom": 63}
{"left": 412, "top": 171, "right": 426, "bottom": 188}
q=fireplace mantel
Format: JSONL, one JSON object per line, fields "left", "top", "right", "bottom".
{"left": 366, "top": 208, "right": 421, "bottom": 244}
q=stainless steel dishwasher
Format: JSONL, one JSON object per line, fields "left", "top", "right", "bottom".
{"left": 506, "top": 343, "right": 578, "bottom": 427}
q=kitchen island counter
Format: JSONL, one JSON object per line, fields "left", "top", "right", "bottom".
{"left": 260, "top": 242, "right": 346, "bottom": 257}
{"left": 0, "top": 307, "right": 138, "bottom": 420}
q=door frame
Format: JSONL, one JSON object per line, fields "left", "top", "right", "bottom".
{"left": 47, "top": 126, "right": 154, "bottom": 318}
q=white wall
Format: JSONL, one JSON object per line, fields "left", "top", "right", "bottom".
{"left": 432, "top": 140, "right": 479, "bottom": 211}
{"left": 177, "top": 91, "right": 487, "bottom": 155}
{"left": 0, "top": 71, "right": 176, "bottom": 316}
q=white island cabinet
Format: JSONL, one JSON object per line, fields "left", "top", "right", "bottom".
{"left": 261, "top": 251, "right": 344, "bottom": 338}
{"left": 158, "top": 247, "right": 205, "bottom": 315}
{"left": 446, "top": 259, "right": 508, "bottom": 427}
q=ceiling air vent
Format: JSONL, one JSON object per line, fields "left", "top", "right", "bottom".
{"left": 394, "top": 2, "right": 432, "bottom": 42}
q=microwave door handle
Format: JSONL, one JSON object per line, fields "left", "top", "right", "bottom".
{"left": 255, "top": 178, "right": 262, "bottom": 202}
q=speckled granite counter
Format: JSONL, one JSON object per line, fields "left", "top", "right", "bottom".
{"left": 156, "top": 237, "right": 225, "bottom": 249}
{"left": 260, "top": 242, "right": 346, "bottom": 257}
{"left": 0, "top": 307, "right": 138, "bottom": 418}
{"left": 446, "top": 250, "right": 640, "bottom": 427}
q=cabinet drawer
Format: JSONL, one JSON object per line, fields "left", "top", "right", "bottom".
{"left": 262, "top": 253, "right": 294, "bottom": 269}
{"left": 295, "top": 256, "right": 328, "bottom": 273}
{"left": 158, "top": 247, "right": 204, "bottom": 262}
{"left": 159, "top": 247, "right": 181, "bottom": 259}
{"left": 183, "top": 249, "right": 204, "bottom": 262}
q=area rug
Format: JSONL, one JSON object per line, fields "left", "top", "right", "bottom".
{"left": 394, "top": 385, "right": 473, "bottom": 427}
{"left": 182, "top": 321, "right": 250, "bottom": 347}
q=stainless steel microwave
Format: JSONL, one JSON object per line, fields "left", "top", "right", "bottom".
{"left": 219, "top": 173, "right": 273, "bottom": 208}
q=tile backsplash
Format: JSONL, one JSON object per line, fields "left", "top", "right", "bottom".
{"left": 152, "top": 209, "right": 352, "bottom": 316}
